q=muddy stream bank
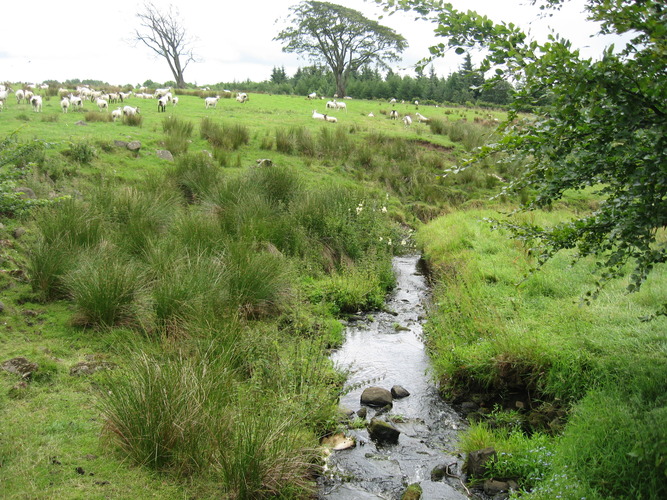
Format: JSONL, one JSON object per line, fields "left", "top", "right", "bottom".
{"left": 317, "top": 255, "right": 469, "bottom": 499}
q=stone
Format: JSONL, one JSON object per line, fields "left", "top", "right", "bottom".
{"left": 337, "top": 406, "right": 356, "bottom": 422}
{"left": 14, "top": 187, "right": 36, "bottom": 199}
{"left": 321, "top": 433, "right": 356, "bottom": 451}
{"left": 356, "top": 407, "right": 368, "bottom": 419}
{"left": 114, "top": 140, "right": 128, "bottom": 147}
{"left": 367, "top": 417, "right": 400, "bottom": 444}
{"left": 2, "top": 357, "right": 39, "bottom": 378}
{"left": 69, "top": 361, "right": 117, "bottom": 376}
{"left": 484, "top": 479, "right": 510, "bottom": 496}
{"left": 255, "top": 158, "right": 273, "bottom": 167}
{"left": 156, "top": 149, "right": 174, "bottom": 161}
{"left": 75, "top": 120, "right": 87, "bottom": 126}
{"left": 391, "top": 385, "right": 410, "bottom": 399}
{"left": 464, "top": 447, "right": 497, "bottom": 477}
{"left": 361, "top": 386, "right": 393, "bottom": 407}
{"left": 127, "top": 141, "right": 141, "bottom": 152}
{"left": 431, "top": 463, "right": 450, "bottom": 481}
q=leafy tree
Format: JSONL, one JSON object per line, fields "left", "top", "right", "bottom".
{"left": 382, "top": 0, "right": 667, "bottom": 311}
{"left": 133, "top": 2, "right": 197, "bottom": 88}
{"left": 275, "top": 1, "right": 408, "bottom": 97}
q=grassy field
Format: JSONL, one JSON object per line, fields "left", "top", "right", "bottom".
{"left": 418, "top": 210, "right": 667, "bottom": 499}
{"left": 0, "top": 89, "right": 509, "bottom": 499}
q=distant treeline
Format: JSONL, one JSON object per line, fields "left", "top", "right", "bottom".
{"left": 45, "top": 55, "right": 513, "bottom": 107}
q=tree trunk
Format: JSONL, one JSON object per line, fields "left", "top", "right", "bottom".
{"left": 335, "top": 72, "right": 346, "bottom": 98}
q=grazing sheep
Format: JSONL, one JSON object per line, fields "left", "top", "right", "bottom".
{"left": 403, "top": 115, "right": 412, "bottom": 127}
{"left": 58, "top": 88, "right": 70, "bottom": 98}
{"left": 97, "top": 98, "right": 109, "bottom": 111}
{"left": 343, "top": 96, "right": 352, "bottom": 100}
{"left": 119, "top": 91, "right": 132, "bottom": 102}
{"left": 111, "top": 107, "right": 122, "bottom": 121}
{"left": 334, "top": 101, "right": 347, "bottom": 112}
{"left": 368, "top": 112, "right": 374, "bottom": 117}
{"left": 415, "top": 112, "right": 429, "bottom": 123}
{"left": 69, "top": 94, "right": 83, "bottom": 110}
{"left": 15, "top": 89, "right": 25, "bottom": 104}
{"left": 389, "top": 110, "right": 399, "bottom": 120}
{"left": 108, "top": 92, "right": 120, "bottom": 103}
{"left": 236, "top": 92, "right": 248, "bottom": 103}
{"left": 390, "top": 98, "right": 397, "bottom": 104}
{"left": 123, "top": 105, "right": 140, "bottom": 116}
{"left": 157, "top": 96, "right": 168, "bottom": 112}
{"left": 172, "top": 96, "right": 179, "bottom": 106}
{"left": 326, "top": 100, "right": 336, "bottom": 109}
{"left": 414, "top": 100, "right": 419, "bottom": 106}
{"left": 205, "top": 96, "right": 220, "bottom": 109}
{"left": 154, "top": 88, "right": 171, "bottom": 98}
{"left": 60, "top": 97, "right": 70, "bottom": 113}
{"left": 31, "top": 95, "right": 42, "bottom": 112}
{"left": 307, "top": 92, "right": 318, "bottom": 99}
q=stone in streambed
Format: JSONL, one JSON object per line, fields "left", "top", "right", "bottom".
{"left": 361, "top": 386, "right": 393, "bottom": 407}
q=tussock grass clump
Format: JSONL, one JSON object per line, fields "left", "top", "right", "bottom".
{"left": 162, "top": 116, "right": 194, "bottom": 156}
{"left": 27, "top": 235, "right": 78, "bottom": 301}
{"left": 223, "top": 123, "right": 250, "bottom": 150}
{"left": 62, "top": 142, "right": 97, "bottom": 164}
{"left": 65, "top": 248, "right": 144, "bottom": 329}
{"left": 122, "top": 113, "right": 143, "bottom": 127}
{"left": 40, "top": 114, "right": 58, "bottom": 123}
{"left": 169, "top": 152, "right": 222, "bottom": 202}
{"left": 85, "top": 111, "right": 112, "bottom": 122}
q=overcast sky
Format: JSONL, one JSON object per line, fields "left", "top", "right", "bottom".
{"left": 0, "top": 0, "right": 625, "bottom": 87}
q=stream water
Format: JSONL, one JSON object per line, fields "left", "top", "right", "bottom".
{"left": 317, "top": 255, "right": 469, "bottom": 500}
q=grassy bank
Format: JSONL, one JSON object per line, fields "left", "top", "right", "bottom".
{"left": 418, "top": 209, "right": 667, "bottom": 499}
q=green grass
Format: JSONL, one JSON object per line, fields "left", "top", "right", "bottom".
{"left": 418, "top": 209, "right": 667, "bottom": 498}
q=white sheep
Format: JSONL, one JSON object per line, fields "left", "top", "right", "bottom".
{"left": 307, "top": 92, "right": 318, "bottom": 99}
{"left": 60, "top": 97, "right": 70, "bottom": 113}
{"left": 390, "top": 98, "right": 397, "bottom": 104}
{"left": 389, "top": 110, "right": 399, "bottom": 120}
{"left": 31, "top": 95, "right": 42, "bottom": 112}
{"left": 326, "top": 100, "right": 336, "bottom": 109}
{"left": 24, "top": 90, "right": 34, "bottom": 103}
{"left": 69, "top": 94, "right": 83, "bottom": 110}
{"left": 157, "top": 96, "right": 168, "bottom": 112}
{"left": 368, "top": 112, "right": 374, "bottom": 117}
{"left": 15, "top": 89, "right": 25, "bottom": 104}
{"left": 97, "top": 98, "right": 109, "bottom": 111}
{"left": 403, "top": 115, "right": 412, "bottom": 127}
{"left": 0, "top": 101, "right": 3, "bottom": 112}
{"left": 111, "top": 107, "right": 122, "bottom": 121}
{"left": 154, "top": 87, "right": 171, "bottom": 98}
{"left": 123, "top": 105, "right": 140, "bottom": 116}
{"left": 119, "top": 91, "right": 132, "bottom": 102}
{"left": 236, "top": 92, "right": 248, "bottom": 103}
{"left": 343, "top": 96, "right": 352, "bottom": 100}
{"left": 334, "top": 101, "right": 347, "bottom": 112}
{"left": 205, "top": 96, "right": 220, "bottom": 109}
{"left": 415, "top": 112, "right": 429, "bottom": 123}
{"left": 324, "top": 114, "right": 337, "bottom": 123}
{"left": 312, "top": 109, "right": 326, "bottom": 120}
{"left": 172, "top": 96, "right": 179, "bottom": 106}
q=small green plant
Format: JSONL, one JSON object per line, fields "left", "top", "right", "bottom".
{"left": 62, "top": 142, "right": 97, "bottom": 164}
{"left": 123, "top": 113, "right": 143, "bottom": 127}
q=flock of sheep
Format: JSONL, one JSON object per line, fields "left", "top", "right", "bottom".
{"left": 1, "top": 83, "right": 431, "bottom": 129}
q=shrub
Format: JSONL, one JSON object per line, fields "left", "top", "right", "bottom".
{"left": 62, "top": 142, "right": 97, "bottom": 164}
{"left": 169, "top": 152, "right": 221, "bottom": 202}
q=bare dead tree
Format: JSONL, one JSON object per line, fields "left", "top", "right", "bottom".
{"left": 133, "top": 2, "right": 197, "bottom": 88}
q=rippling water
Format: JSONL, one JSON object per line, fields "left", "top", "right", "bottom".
{"left": 318, "top": 255, "right": 468, "bottom": 500}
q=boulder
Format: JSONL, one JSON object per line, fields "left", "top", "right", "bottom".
{"left": 156, "top": 149, "right": 174, "bottom": 161}
{"left": 368, "top": 417, "right": 400, "bottom": 444}
{"left": 356, "top": 407, "right": 368, "bottom": 419}
{"left": 114, "top": 140, "right": 128, "bottom": 148}
{"left": 127, "top": 141, "right": 141, "bottom": 152}
{"left": 2, "top": 357, "right": 38, "bottom": 378}
{"left": 464, "top": 447, "right": 497, "bottom": 477}
{"left": 484, "top": 479, "right": 510, "bottom": 496}
{"left": 361, "top": 386, "right": 393, "bottom": 407}
{"left": 69, "top": 360, "right": 117, "bottom": 376}
{"left": 391, "top": 385, "right": 410, "bottom": 399}
{"left": 14, "top": 187, "right": 36, "bottom": 199}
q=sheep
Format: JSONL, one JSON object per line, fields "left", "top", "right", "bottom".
{"left": 343, "top": 96, "right": 352, "bottom": 100}
{"left": 334, "top": 101, "right": 347, "bottom": 112}
{"left": 389, "top": 109, "right": 399, "bottom": 120}
{"left": 24, "top": 90, "right": 34, "bottom": 103}
{"left": 60, "top": 97, "right": 70, "bottom": 113}
{"left": 111, "top": 107, "right": 122, "bottom": 121}
{"left": 390, "top": 98, "right": 397, "bottom": 104}
{"left": 403, "top": 115, "right": 412, "bottom": 127}
{"left": 122, "top": 105, "right": 140, "bottom": 116}
{"left": 69, "top": 94, "right": 83, "bottom": 110}
{"left": 324, "top": 114, "right": 337, "bottom": 123}
{"left": 31, "top": 95, "right": 42, "bottom": 112}
{"left": 154, "top": 87, "right": 171, "bottom": 98}
{"left": 0, "top": 101, "right": 3, "bottom": 112}
{"left": 415, "top": 112, "right": 429, "bottom": 123}
{"left": 108, "top": 92, "right": 120, "bottom": 103}
{"left": 368, "top": 112, "right": 374, "bottom": 117}
{"left": 326, "top": 100, "right": 336, "bottom": 109}
{"left": 119, "top": 91, "right": 132, "bottom": 102}
{"left": 172, "top": 96, "right": 179, "bottom": 106}
{"left": 0, "top": 90, "right": 7, "bottom": 104}
{"left": 97, "top": 98, "right": 109, "bottom": 111}
{"left": 307, "top": 92, "right": 318, "bottom": 99}
{"left": 236, "top": 92, "right": 248, "bottom": 103}
{"left": 157, "top": 96, "right": 168, "bottom": 112}
{"left": 414, "top": 100, "right": 419, "bottom": 106}
{"left": 312, "top": 109, "right": 326, "bottom": 120}
{"left": 15, "top": 89, "right": 25, "bottom": 104}
{"left": 205, "top": 96, "right": 220, "bottom": 109}
{"left": 58, "top": 88, "right": 70, "bottom": 98}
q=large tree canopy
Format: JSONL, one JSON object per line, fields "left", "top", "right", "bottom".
{"left": 275, "top": 1, "right": 408, "bottom": 97}
{"left": 382, "top": 0, "right": 667, "bottom": 312}
{"left": 133, "top": 2, "right": 197, "bottom": 88}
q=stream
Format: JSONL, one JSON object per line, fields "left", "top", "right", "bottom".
{"left": 317, "top": 255, "right": 469, "bottom": 499}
